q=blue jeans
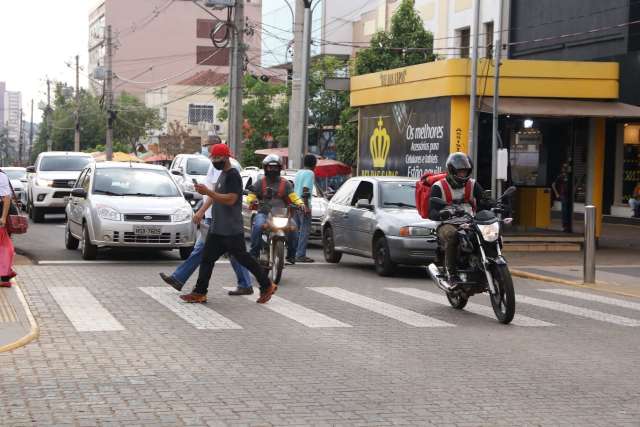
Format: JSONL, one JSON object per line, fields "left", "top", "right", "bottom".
{"left": 293, "top": 211, "right": 311, "bottom": 258}
{"left": 250, "top": 213, "right": 268, "bottom": 258}
{"left": 173, "top": 219, "right": 252, "bottom": 288}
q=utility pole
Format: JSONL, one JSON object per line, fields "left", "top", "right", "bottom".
{"left": 228, "top": 0, "right": 245, "bottom": 157}
{"left": 105, "top": 25, "right": 114, "bottom": 161}
{"left": 288, "top": 0, "right": 305, "bottom": 169}
{"left": 468, "top": 0, "right": 480, "bottom": 178}
{"left": 74, "top": 54, "right": 81, "bottom": 152}
{"left": 29, "top": 99, "right": 34, "bottom": 162}
{"left": 18, "top": 108, "right": 23, "bottom": 166}
{"left": 46, "top": 79, "right": 52, "bottom": 152}
{"left": 298, "top": 0, "right": 312, "bottom": 158}
{"left": 490, "top": 0, "right": 504, "bottom": 198}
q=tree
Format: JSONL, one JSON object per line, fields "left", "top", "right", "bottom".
{"left": 336, "top": 106, "right": 357, "bottom": 167}
{"left": 113, "top": 92, "right": 162, "bottom": 154}
{"left": 215, "top": 75, "right": 289, "bottom": 167}
{"left": 161, "top": 120, "right": 192, "bottom": 158}
{"left": 354, "top": 0, "right": 436, "bottom": 75}
{"left": 0, "top": 127, "right": 17, "bottom": 166}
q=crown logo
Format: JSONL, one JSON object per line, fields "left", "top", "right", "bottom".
{"left": 370, "top": 117, "right": 391, "bottom": 168}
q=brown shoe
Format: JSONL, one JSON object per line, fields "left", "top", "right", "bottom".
{"left": 228, "top": 287, "right": 254, "bottom": 296}
{"left": 180, "top": 292, "right": 207, "bottom": 303}
{"left": 256, "top": 282, "right": 278, "bottom": 304}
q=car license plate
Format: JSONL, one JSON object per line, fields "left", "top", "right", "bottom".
{"left": 134, "top": 225, "right": 162, "bottom": 236}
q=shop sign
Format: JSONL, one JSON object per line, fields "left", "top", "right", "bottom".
{"left": 358, "top": 98, "right": 451, "bottom": 177}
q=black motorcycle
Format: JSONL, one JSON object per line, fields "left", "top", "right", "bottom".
{"left": 427, "top": 187, "right": 517, "bottom": 324}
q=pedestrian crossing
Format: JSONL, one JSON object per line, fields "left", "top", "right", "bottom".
{"left": 45, "top": 285, "right": 640, "bottom": 332}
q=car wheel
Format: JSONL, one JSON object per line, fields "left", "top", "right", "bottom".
{"left": 179, "top": 246, "right": 193, "bottom": 260}
{"left": 81, "top": 224, "right": 98, "bottom": 260}
{"left": 322, "top": 225, "right": 342, "bottom": 263}
{"left": 32, "top": 206, "right": 45, "bottom": 223}
{"left": 65, "top": 222, "right": 80, "bottom": 250}
{"left": 374, "top": 236, "right": 396, "bottom": 277}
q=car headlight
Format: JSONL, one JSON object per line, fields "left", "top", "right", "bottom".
{"left": 399, "top": 226, "right": 433, "bottom": 237}
{"left": 272, "top": 216, "right": 289, "bottom": 229}
{"left": 97, "top": 206, "right": 122, "bottom": 221}
{"left": 478, "top": 222, "right": 500, "bottom": 242}
{"left": 36, "top": 177, "right": 53, "bottom": 187}
{"left": 171, "top": 207, "right": 192, "bottom": 222}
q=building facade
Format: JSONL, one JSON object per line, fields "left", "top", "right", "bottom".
{"left": 1, "top": 82, "right": 22, "bottom": 153}
{"left": 88, "top": 0, "right": 263, "bottom": 98}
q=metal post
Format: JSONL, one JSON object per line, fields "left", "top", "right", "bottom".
{"left": 490, "top": 0, "right": 503, "bottom": 198}
{"left": 18, "top": 108, "right": 23, "bottom": 166}
{"left": 288, "top": 0, "right": 305, "bottom": 169}
{"left": 228, "top": 0, "right": 245, "bottom": 157}
{"left": 584, "top": 205, "right": 596, "bottom": 284}
{"left": 74, "top": 54, "right": 81, "bottom": 152}
{"left": 299, "top": 2, "right": 312, "bottom": 157}
{"left": 105, "top": 25, "right": 113, "bottom": 161}
{"left": 28, "top": 99, "right": 34, "bottom": 162}
{"left": 468, "top": 0, "right": 481, "bottom": 176}
{"left": 46, "top": 79, "right": 52, "bottom": 152}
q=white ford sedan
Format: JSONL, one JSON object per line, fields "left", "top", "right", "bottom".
{"left": 65, "top": 162, "right": 196, "bottom": 260}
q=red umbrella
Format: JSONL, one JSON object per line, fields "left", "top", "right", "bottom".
{"left": 314, "top": 159, "right": 351, "bottom": 178}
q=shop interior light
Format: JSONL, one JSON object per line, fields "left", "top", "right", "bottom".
{"left": 524, "top": 119, "right": 534, "bottom": 128}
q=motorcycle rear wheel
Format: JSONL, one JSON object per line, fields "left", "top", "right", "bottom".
{"left": 446, "top": 292, "right": 468, "bottom": 309}
{"left": 490, "top": 264, "right": 516, "bottom": 324}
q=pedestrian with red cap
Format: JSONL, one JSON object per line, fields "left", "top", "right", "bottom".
{"left": 182, "top": 143, "right": 278, "bottom": 304}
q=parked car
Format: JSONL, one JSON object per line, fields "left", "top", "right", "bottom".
{"left": 26, "top": 152, "right": 94, "bottom": 222}
{"left": 64, "top": 162, "right": 196, "bottom": 260}
{"left": 240, "top": 168, "right": 328, "bottom": 239}
{"left": 322, "top": 176, "right": 438, "bottom": 276}
{"left": 2, "top": 167, "right": 28, "bottom": 209}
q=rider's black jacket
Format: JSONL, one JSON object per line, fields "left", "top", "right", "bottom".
{"left": 428, "top": 180, "right": 491, "bottom": 222}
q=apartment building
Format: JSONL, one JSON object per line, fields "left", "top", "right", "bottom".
{"left": 88, "top": 0, "right": 263, "bottom": 98}
{"left": 1, "top": 82, "right": 22, "bottom": 149}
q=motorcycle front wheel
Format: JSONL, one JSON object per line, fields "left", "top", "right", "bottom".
{"left": 489, "top": 264, "right": 516, "bottom": 324}
{"left": 446, "top": 292, "right": 468, "bottom": 310}
{"left": 270, "top": 239, "right": 285, "bottom": 284}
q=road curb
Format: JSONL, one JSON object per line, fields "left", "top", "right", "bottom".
{"left": 511, "top": 269, "right": 640, "bottom": 299}
{"left": 0, "top": 280, "right": 40, "bottom": 353}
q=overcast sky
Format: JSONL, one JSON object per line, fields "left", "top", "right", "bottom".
{"left": 0, "top": 1, "right": 89, "bottom": 123}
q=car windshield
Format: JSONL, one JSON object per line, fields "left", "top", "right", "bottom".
{"left": 380, "top": 181, "right": 417, "bottom": 209}
{"left": 4, "top": 170, "right": 26, "bottom": 180}
{"left": 93, "top": 168, "right": 181, "bottom": 197}
{"left": 39, "top": 156, "right": 92, "bottom": 172}
{"left": 185, "top": 158, "right": 210, "bottom": 175}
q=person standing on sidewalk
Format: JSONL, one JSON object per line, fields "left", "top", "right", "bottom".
{"left": 180, "top": 144, "right": 277, "bottom": 304}
{"left": 159, "top": 151, "right": 253, "bottom": 296}
{"left": 629, "top": 182, "right": 640, "bottom": 218}
{"left": 289, "top": 154, "right": 317, "bottom": 263}
{"left": 552, "top": 163, "right": 572, "bottom": 233}
{"left": 0, "top": 170, "right": 16, "bottom": 287}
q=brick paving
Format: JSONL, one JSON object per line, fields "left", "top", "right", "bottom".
{"left": 0, "top": 262, "right": 638, "bottom": 426}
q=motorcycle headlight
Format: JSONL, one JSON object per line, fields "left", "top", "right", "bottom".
{"left": 97, "top": 206, "right": 122, "bottom": 221}
{"left": 36, "top": 177, "right": 53, "bottom": 187}
{"left": 399, "top": 226, "right": 433, "bottom": 237}
{"left": 478, "top": 222, "right": 500, "bottom": 242}
{"left": 171, "top": 207, "right": 192, "bottom": 223}
{"left": 272, "top": 216, "right": 289, "bottom": 229}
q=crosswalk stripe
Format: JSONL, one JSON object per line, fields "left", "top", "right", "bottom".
{"left": 48, "top": 287, "right": 124, "bottom": 332}
{"left": 539, "top": 289, "right": 640, "bottom": 312}
{"left": 517, "top": 295, "right": 640, "bottom": 327}
{"left": 310, "top": 287, "right": 454, "bottom": 327}
{"left": 223, "top": 287, "right": 351, "bottom": 328}
{"left": 140, "top": 287, "right": 242, "bottom": 330}
{"left": 386, "top": 288, "right": 554, "bottom": 327}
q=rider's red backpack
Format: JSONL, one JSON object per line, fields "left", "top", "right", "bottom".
{"left": 415, "top": 172, "right": 448, "bottom": 219}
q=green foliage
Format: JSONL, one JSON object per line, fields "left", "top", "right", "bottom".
{"left": 0, "top": 127, "right": 17, "bottom": 165}
{"left": 113, "top": 92, "right": 162, "bottom": 154}
{"left": 354, "top": 0, "right": 436, "bottom": 75}
{"left": 215, "top": 74, "right": 289, "bottom": 167}
{"left": 336, "top": 106, "right": 357, "bottom": 166}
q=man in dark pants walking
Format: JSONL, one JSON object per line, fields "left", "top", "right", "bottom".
{"left": 552, "top": 163, "right": 572, "bottom": 233}
{"left": 180, "top": 144, "right": 278, "bottom": 304}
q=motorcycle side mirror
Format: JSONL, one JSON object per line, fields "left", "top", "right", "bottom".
{"left": 503, "top": 217, "right": 514, "bottom": 225}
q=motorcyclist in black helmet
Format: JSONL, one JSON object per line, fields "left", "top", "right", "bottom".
{"left": 429, "top": 152, "right": 491, "bottom": 285}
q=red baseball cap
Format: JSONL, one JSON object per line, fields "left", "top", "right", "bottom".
{"left": 209, "top": 143, "right": 232, "bottom": 158}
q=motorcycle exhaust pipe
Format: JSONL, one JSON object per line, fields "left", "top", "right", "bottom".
{"left": 428, "top": 263, "right": 453, "bottom": 292}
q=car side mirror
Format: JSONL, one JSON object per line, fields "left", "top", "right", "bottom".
{"left": 183, "top": 191, "right": 194, "bottom": 201}
{"left": 71, "top": 188, "right": 87, "bottom": 199}
{"left": 171, "top": 170, "right": 183, "bottom": 176}
{"left": 356, "top": 199, "right": 373, "bottom": 210}
{"left": 26, "top": 166, "right": 35, "bottom": 173}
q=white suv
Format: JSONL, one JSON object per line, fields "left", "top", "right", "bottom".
{"left": 26, "top": 152, "right": 94, "bottom": 222}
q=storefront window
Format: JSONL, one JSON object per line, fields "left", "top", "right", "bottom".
{"left": 510, "top": 129, "right": 543, "bottom": 186}
{"left": 623, "top": 123, "right": 640, "bottom": 203}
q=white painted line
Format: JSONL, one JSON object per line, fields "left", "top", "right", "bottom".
{"left": 517, "top": 295, "right": 640, "bottom": 327}
{"left": 309, "top": 287, "right": 454, "bottom": 327}
{"left": 48, "top": 287, "right": 124, "bottom": 332}
{"left": 223, "top": 287, "right": 350, "bottom": 328}
{"left": 386, "top": 288, "right": 554, "bottom": 327}
{"left": 140, "top": 287, "right": 242, "bottom": 330}
{"left": 38, "top": 260, "right": 331, "bottom": 266}
{"left": 540, "top": 288, "right": 640, "bottom": 312}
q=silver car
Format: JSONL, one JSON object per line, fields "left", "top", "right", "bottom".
{"left": 322, "top": 176, "right": 438, "bottom": 276}
{"left": 65, "top": 162, "right": 196, "bottom": 260}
